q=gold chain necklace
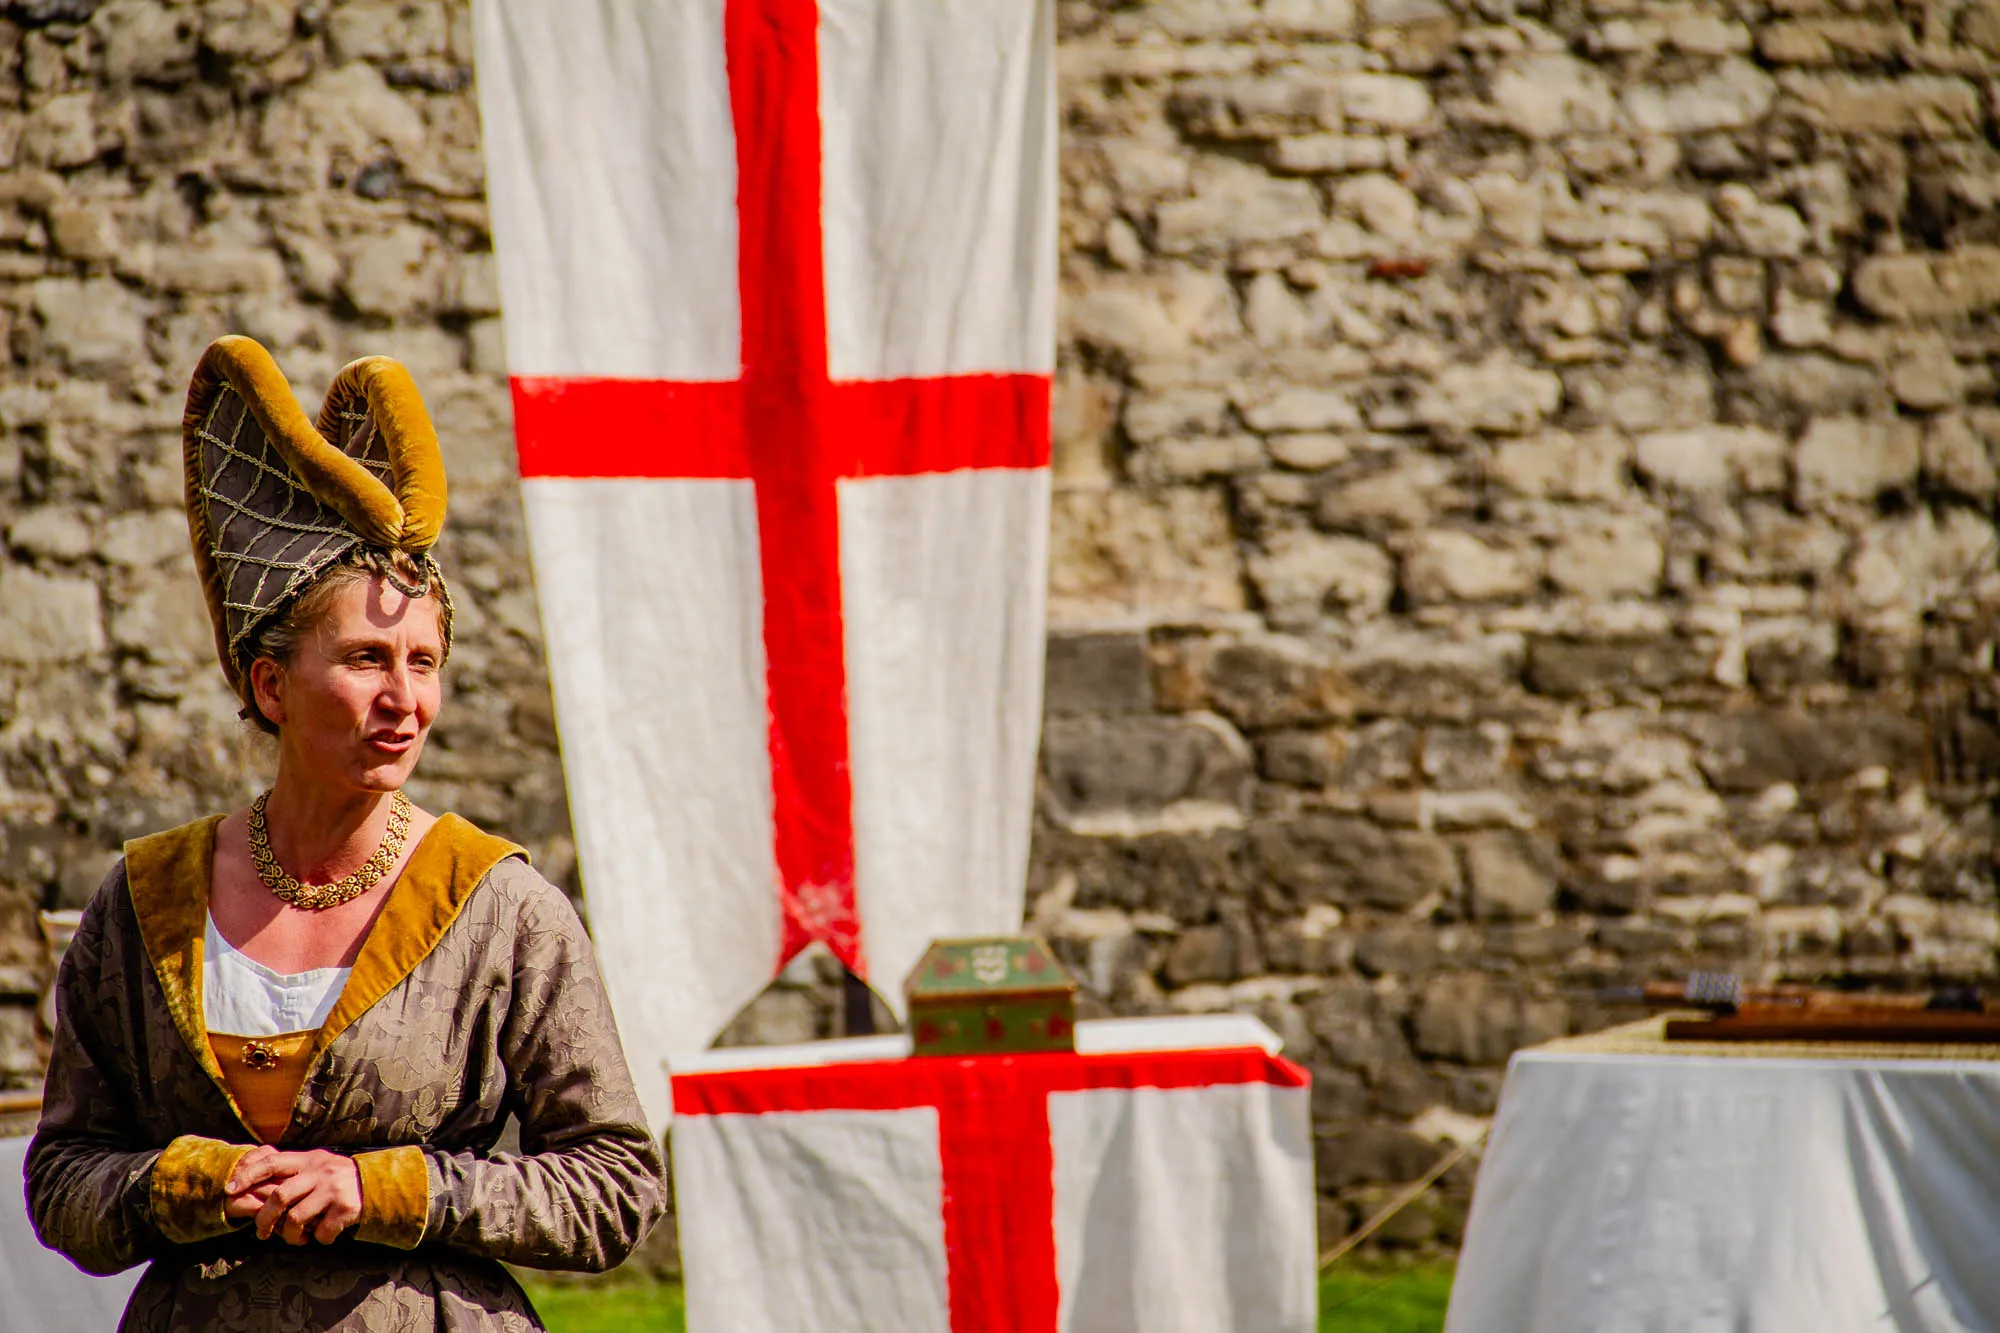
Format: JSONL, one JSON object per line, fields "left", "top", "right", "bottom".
{"left": 248, "top": 790, "right": 412, "bottom": 911}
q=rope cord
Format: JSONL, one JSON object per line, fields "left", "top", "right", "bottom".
{"left": 1318, "top": 1127, "right": 1489, "bottom": 1271}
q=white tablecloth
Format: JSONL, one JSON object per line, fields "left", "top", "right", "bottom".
{"left": 1447, "top": 1047, "right": 2000, "bottom": 1333}
{"left": 670, "top": 1014, "right": 1317, "bottom": 1333}
{"left": 0, "top": 1137, "right": 140, "bottom": 1332}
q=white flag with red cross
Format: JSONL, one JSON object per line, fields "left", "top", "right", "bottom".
{"left": 473, "top": 0, "right": 1055, "bottom": 1125}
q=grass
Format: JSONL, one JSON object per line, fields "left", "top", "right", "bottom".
{"left": 521, "top": 1261, "right": 1453, "bottom": 1332}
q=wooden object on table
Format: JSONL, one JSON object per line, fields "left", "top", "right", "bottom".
{"left": 1666, "top": 1001, "right": 2000, "bottom": 1044}
{"left": 903, "top": 936, "right": 1075, "bottom": 1056}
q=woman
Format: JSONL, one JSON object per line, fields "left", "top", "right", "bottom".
{"left": 27, "top": 336, "right": 666, "bottom": 1330}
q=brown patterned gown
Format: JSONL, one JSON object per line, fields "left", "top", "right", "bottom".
{"left": 26, "top": 814, "right": 668, "bottom": 1331}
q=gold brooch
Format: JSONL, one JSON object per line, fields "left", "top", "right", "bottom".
{"left": 241, "top": 1040, "right": 280, "bottom": 1071}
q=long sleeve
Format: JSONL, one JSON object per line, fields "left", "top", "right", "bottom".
{"left": 419, "top": 876, "right": 667, "bottom": 1271}
{"left": 25, "top": 874, "right": 173, "bottom": 1275}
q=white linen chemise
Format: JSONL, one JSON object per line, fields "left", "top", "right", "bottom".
{"left": 202, "top": 913, "right": 350, "bottom": 1037}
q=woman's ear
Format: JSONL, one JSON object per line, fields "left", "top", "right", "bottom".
{"left": 249, "top": 657, "right": 286, "bottom": 728}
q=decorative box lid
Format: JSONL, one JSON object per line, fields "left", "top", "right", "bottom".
{"left": 903, "top": 935, "right": 1076, "bottom": 1002}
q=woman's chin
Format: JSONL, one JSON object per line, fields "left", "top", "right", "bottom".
{"left": 353, "top": 746, "right": 423, "bottom": 789}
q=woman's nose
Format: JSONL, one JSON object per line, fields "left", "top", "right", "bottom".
{"left": 379, "top": 662, "right": 415, "bottom": 712}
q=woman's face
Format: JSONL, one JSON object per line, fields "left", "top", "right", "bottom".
{"left": 252, "top": 575, "right": 445, "bottom": 794}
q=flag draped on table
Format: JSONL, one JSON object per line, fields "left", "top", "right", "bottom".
{"left": 473, "top": 0, "right": 1056, "bottom": 1125}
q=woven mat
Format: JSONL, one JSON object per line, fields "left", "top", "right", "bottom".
{"left": 1532, "top": 1013, "right": 2000, "bottom": 1063}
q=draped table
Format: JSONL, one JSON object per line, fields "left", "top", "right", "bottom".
{"left": 668, "top": 1014, "right": 1317, "bottom": 1333}
{"left": 1446, "top": 1018, "right": 2000, "bottom": 1333}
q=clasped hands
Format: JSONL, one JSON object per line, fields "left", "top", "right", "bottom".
{"left": 223, "top": 1146, "right": 362, "bottom": 1245}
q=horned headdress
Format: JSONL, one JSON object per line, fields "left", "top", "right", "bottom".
{"left": 181, "top": 335, "right": 451, "bottom": 708}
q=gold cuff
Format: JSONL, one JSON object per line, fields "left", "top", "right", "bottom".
{"left": 149, "top": 1136, "right": 255, "bottom": 1245}
{"left": 353, "top": 1145, "right": 430, "bottom": 1249}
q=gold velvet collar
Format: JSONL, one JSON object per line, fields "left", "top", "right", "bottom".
{"left": 124, "top": 812, "right": 524, "bottom": 1138}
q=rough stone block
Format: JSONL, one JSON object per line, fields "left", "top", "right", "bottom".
{"left": 1100, "top": 139, "right": 1192, "bottom": 202}
{"left": 1196, "top": 635, "right": 1358, "bottom": 729}
{"left": 1251, "top": 813, "right": 1459, "bottom": 910}
{"left": 1316, "top": 455, "right": 1451, "bottom": 531}
{"left": 1342, "top": 631, "right": 1521, "bottom": 722}
{"left": 1487, "top": 53, "right": 1618, "bottom": 139}
{"left": 327, "top": 0, "right": 452, "bottom": 62}
{"left": 1922, "top": 414, "right": 2000, "bottom": 500}
{"left": 31, "top": 277, "right": 147, "bottom": 376}
{"left": 1268, "top": 134, "right": 1394, "bottom": 175}
{"left": 18, "top": 93, "right": 102, "bottom": 169}
{"left": 95, "top": 0, "right": 201, "bottom": 82}
{"left": 1398, "top": 530, "right": 1539, "bottom": 604}
{"left": 1963, "top": 1, "right": 2000, "bottom": 53}
{"left": 1412, "top": 973, "right": 1523, "bottom": 1063}
{"left": 1414, "top": 358, "right": 1562, "bottom": 435}
{"left": 1259, "top": 728, "right": 1348, "bottom": 787}
{"left": 0, "top": 569, "right": 105, "bottom": 663}
{"left": 1634, "top": 425, "right": 1787, "bottom": 497}
{"left": 1781, "top": 74, "right": 1981, "bottom": 136}
{"left": 1168, "top": 76, "right": 1341, "bottom": 140}
{"left": 1621, "top": 59, "right": 1775, "bottom": 134}
{"left": 442, "top": 251, "right": 501, "bottom": 317}
{"left": 1122, "top": 388, "right": 1229, "bottom": 445}
{"left": 715, "top": 987, "right": 822, "bottom": 1048}
{"left": 1793, "top": 416, "right": 1920, "bottom": 507}
{"left": 1155, "top": 171, "right": 1323, "bottom": 254}
{"left": 1525, "top": 635, "right": 1710, "bottom": 697}
{"left": 1488, "top": 430, "right": 1628, "bottom": 502}
{"left": 1716, "top": 184, "right": 1808, "bottom": 258}
{"left": 1130, "top": 434, "right": 1265, "bottom": 483}
{"left": 1546, "top": 516, "right": 1663, "bottom": 599}
{"left": 1332, "top": 173, "right": 1420, "bottom": 241}
{"left": 109, "top": 577, "right": 214, "bottom": 663}
{"left": 1757, "top": 18, "right": 1898, "bottom": 64}
{"left": 47, "top": 200, "right": 119, "bottom": 262}
{"left": 1743, "top": 618, "right": 1840, "bottom": 693}
{"left": 1889, "top": 336, "right": 1965, "bottom": 410}
{"left": 1045, "top": 632, "right": 1152, "bottom": 715}
{"left": 1063, "top": 270, "right": 1237, "bottom": 359}
{"left": 1316, "top": 1122, "right": 1443, "bottom": 1189}
{"left": 1162, "top": 917, "right": 1262, "bottom": 984}
{"left": 1237, "top": 386, "right": 1363, "bottom": 433}
{"left": 1695, "top": 710, "right": 1925, "bottom": 792}
{"left": 99, "top": 510, "right": 188, "bottom": 568}
{"left": 1041, "top": 713, "right": 1251, "bottom": 832}
{"left": 1247, "top": 529, "right": 1394, "bottom": 623}
{"left": 1331, "top": 73, "right": 1432, "bottom": 130}
{"left": 342, "top": 224, "right": 439, "bottom": 320}
{"left": 7, "top": 509, "right": 95, "bottom": 562}
{"left": 1464, "top": 831, "right": 1558, "bottom": 921}
{"left": 1048, "top": 488, "right": 1246, "bottom": 620}
{"left": 1420, "top": 724, "right": 1508, "bottom": 790}
{"left": 1852, "top": 247, "right": 2000, "bottom": 321}
{"left": 1042, "top": 828, "right": 1251, "bottom": 921}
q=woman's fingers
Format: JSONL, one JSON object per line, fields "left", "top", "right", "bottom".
{"left": 224, "top": 1145, "right": 283, "bottom": 1196}
{"left": 223, "top": 1188, "right": 273, "bottom": 1220}
{"left": 280, "top": 1192, "right": 321, "bottom": 1246}
{"left": 255, "top": 1173, "right": 316, "bottom": 1240}
{"left": 244, "top": 1151, "right": 364, "bottom": 1244}
{"left": 312, "top": 1209, "right": 349, "bottom": 1244}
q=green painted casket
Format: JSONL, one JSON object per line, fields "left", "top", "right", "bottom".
{"left": 903, "top": 936, "right": 1077, "bottom": 1056}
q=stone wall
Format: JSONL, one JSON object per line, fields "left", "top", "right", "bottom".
{"left": 5, "top": 0, "right": 2000, "bottom": 1257}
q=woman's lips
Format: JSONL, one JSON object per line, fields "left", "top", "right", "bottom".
{"left": 365, "top": 734, "right": 416, "bottom": 755}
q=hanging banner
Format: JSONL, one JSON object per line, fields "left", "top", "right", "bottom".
{"left": 474, "top": 0, "right": 1056, "bottom": 1124}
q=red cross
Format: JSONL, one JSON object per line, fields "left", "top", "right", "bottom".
{"left": 507, "top": 0, "right": 1051, "bottom": 977}
{"left": 674, "top": 1046, "right": 1309, "bottom": 1331}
